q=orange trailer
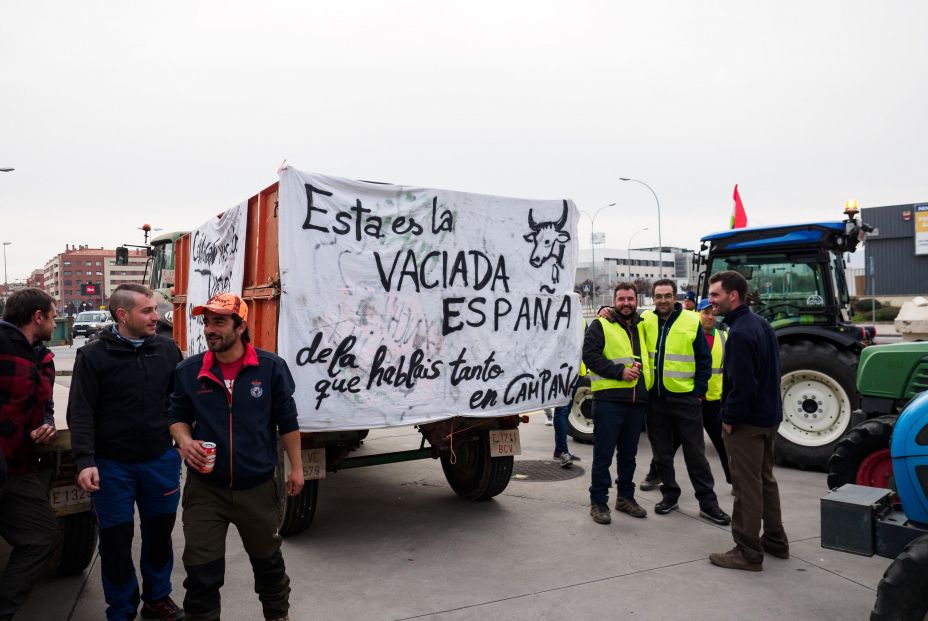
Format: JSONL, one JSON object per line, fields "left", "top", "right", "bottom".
{"left": 172, "top": 181, "right": 525, "bottom": 536}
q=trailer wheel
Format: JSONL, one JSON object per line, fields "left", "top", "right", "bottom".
{"left": 826, "top": 415, "right": 897, "bottom": 491}
{"left": 871, "top": 534, "right": 928, "bottom": 621}
{"left": 440, "top": 431, "right": 513, "bottom": 500}
{"left": 48, "top": 511, "right": 98, "bottom": 576}
{"left": 275, "top": 450, "right": 319, "bottom": 537}
{"left": 567, "top": 378, "right": 594, "bottom": 444}
{"left": 776, "top": 341, "right": 859, "bottom": 469}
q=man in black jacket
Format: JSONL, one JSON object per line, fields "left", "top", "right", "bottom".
{"left": 0, "top": 288, "right": 60, "bottom": 621}
{"left": 68, "top": 284, "right": 184, "bottom": 620}
{"left": 708, "top": 270, "right": 788, "bottom": 572}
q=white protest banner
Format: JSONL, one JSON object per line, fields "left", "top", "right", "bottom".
{"left": 186, "top": 203, "right": 248, "bottom": 355}
{"left": 277, "top": 168, "right": 583, "bottom": 431}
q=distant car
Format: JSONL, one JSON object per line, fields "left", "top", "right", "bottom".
{"left": 71, "top": 311, "right": 112, "bottom": 338}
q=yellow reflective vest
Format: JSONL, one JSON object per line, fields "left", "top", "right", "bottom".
{"left": 579, "top": 319, "right": 588, "bottom": 378}
{"left": 641, "top": 309, "right": 701, "bottom": 393}
{"left": 589, "top": 318, "right": 654, "bottom": 392}
{"left": 706, "top": 328, "right": 727, "bottom": 402}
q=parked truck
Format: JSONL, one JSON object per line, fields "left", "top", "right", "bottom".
{"left": 168, "top": 168, "right": 582, "bottom": 535}
{"left": 695, "top": 205, "right": 875, "bottom": 468}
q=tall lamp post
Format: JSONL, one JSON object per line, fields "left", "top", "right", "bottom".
{"left": 626, "top": 227, "right": 649, "bottom": 277}
{"left": 590, "top": 202, "right": 617, "bottom": 295}
{"left": 2, "top": 242, "right": 10, "bottom": 287}
{"left": 620, "top": 178, "right": 663, "bottom": 280}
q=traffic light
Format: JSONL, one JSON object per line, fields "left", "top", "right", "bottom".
{"left": 115, "top": 246, "right": 129, "bottom": 266}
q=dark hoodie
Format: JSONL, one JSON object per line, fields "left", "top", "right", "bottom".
{"left": 67, "top": 327, "right": 182, "bottom": 471}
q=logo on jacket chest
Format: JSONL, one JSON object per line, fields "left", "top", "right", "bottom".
{"left": 250, "top": 380, "right": 263, "bottom": 398}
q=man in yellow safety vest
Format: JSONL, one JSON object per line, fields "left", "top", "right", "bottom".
{"left": 640, "top": 279, "right": 730, "bottom": 525}
{"left": 583, "top": 282, "right": 652, "bottom": 524}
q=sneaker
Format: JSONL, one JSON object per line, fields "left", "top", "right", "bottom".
{"left": 699, "top": 505, "right": 732, "bottom": 526}
{"left": 709, "top": 547, "right": 763, "bottom": 572}
{"left": 554, "top": 451, "right": 581, "bottom": 462}
{"left": 141, "top": 596, "right": 185, "bottom": 620}
{"left": 654, "top": 498, "right": 679, "bottom": 515}
{"left": 639, "top": 475, "right": 661, "bottom": 492}
{"left": 559, "top": 452, "right": 573, "bottom": 468}
{"left": 615, "top": 497, "right": 647, "bottom": 518}
{"left": 590, "top": 502, "right": 612, "bottom": 524}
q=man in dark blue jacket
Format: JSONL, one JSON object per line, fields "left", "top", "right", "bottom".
{"left": 708, "top": 271, "right": 788, "bottom": 572}
{"left": 169, "top": 293, "right": 303, "bottom": 621}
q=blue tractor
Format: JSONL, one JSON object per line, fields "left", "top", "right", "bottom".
{"left": 697, "top": 205, "right": 875, "bottom": 468}
{"left": 869, "top": 391, "right": 928, "bottom": 620}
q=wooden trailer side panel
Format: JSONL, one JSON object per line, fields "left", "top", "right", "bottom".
{"left": 173, "top": 182, "right": 281, "bottom": 354}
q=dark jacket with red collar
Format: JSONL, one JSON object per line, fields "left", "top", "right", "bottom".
{"left": 0, "top": 320, "right": 55, "bottom": 476}
{"left": 168, "top": 343, "right": 299, "bottom": 490}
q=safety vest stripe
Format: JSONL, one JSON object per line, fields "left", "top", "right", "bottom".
{"left": 711, "top": 369, "right": 723, "bottom": 375}
{"left": 664, "top": 370, "right": 695, "bottom": 378}
{"left": 664, "top": 353, "right": 695, "bottom": 362}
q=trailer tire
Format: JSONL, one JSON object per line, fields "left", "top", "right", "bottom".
{"left": 871, "top": 534, "right": 928, "bottom": 621}
{"left": 441, "top": 430, "right": 513, "bottom": 500}
{"left": 826, "top": 415, "right": 897, "bottom": 491}
{"left": 567, "top": 377, "right": 594, "bottom": 444}
{"left": 48, "top": 511, "right": 98, "bottom": 577}
{"left": 776, "top": 341, "right": 859, "bottom": 469}
{"left": 275, "top": 450, "right": 319, "bottom": 537}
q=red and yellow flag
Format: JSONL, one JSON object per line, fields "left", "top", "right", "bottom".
{"left": 730, "top": 184, "right": 747, "bottom": 229}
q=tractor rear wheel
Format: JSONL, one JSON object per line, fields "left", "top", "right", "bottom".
{"left": 871, "top": 534, "right": 928, "bottom": 620}
{"left": 440, "top": 430, "right": 513, "bottom": 500}
{"left": 566, "top": 378, "right": 594, "bottom": 444}
{"left": 826, "top": 415, "right": 897, "bottom": 491}
{"left": 776, "top": 341, "right": 859, "bottom": 469}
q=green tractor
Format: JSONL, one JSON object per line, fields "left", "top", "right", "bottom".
{"left": 146, "top": 231, "right": 185, "bottom": 337}
{"left": 826, "top": 341, "right": 928, "bottom": 492}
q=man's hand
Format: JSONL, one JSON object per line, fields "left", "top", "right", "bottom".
{"left": 597, "top": 307, "right": 618, "bottom": 323}
{"left": 287, "top": 467, "right": 304, "bottom": 497}
{"left": 77, "top": 467, "right": 100, "bottom": 492}
{"left": 30, "top": 424, "right": 57, "bottom": 445}
{"left": 179, "top": 439, "right": 209, "bottom": 472}
{"left": 722, "top": 423, "right": 733, "bottom": 435}
{"left": 621, "top": 364, "right": 641, "bottom": 382}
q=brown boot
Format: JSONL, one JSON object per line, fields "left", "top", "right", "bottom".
{"left": 709, "top": 547, "right": 763, "bottom": 572}
{"left": 590, "top": 502, "right": 612, "bottom": 524}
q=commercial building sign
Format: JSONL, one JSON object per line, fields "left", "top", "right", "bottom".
{"left": 915, "top": 204, "right": 928, "bottom": 255}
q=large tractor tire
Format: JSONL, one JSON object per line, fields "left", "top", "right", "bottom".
{"left": 440, "top": 430, "right": 513, "bottom": 500}
{"left": 871, "top": 534, "right": 928, "bottom": 621}
{"left": 826, "top": 415, "right": 897, "bottom": 491}
{"left": 275, "top": 450, "right": 319, "bottom": 537}
{"left": 566, "top": 377, "right": 594, "bottom": 444}
{"left": 776, "top": 341, "right": 859, "bottom": 469}
{"left": 47, "top": 511, "right": 99, "bottom": 576}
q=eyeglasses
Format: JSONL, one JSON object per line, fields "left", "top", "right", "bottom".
{"left": 653, "top": 294, "right": 675, "bottom": 300}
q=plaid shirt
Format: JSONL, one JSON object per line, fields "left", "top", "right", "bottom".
{"left": 0, "top": 320, "right": 55, "bottom": 475}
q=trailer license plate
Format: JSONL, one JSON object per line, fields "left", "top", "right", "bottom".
{"left": 489, "top": 429, "right": 521, "bottom": 457}
{"left": 301, "top": 448, "right": 326, "bottom": 480}
{"left": 49, "top": 485, "right": 91, "bottom": 516}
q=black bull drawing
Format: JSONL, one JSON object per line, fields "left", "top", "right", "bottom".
{"left": 523, "top": 200, "right": 571, "bottom": 293}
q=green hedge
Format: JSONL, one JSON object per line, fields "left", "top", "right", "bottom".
{"left": 853, "top": 305, "right": 899, "bottom": 322}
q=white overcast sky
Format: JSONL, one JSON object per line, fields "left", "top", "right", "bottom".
{"left": 2, "top": 1, "right": 926, "bottom": 280}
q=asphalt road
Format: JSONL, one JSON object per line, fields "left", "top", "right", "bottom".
{"left": 5, "top": 407, "right": 891, "bottom": 620}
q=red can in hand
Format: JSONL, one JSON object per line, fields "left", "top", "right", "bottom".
{"left": 199, "top": 442, "right": 217, "bottom": 474}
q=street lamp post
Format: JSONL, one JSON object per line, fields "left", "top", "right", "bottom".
{"left": 627, "top": 227, "right": 649, "bottom": 304}
{"left": 620, "top": 178, "right": 663, "bottom": 280}
{"left": 589, "top": 202, "right": 617, "bottom": 296}
{"left": 2, "top": 242, "right": 10, "bottom": 286}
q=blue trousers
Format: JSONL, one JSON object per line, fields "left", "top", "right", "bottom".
{"left": 552, "top": 378, "right": 580, "bottom": 456}
{"left": 589, "top": 400, "right": 646, "bottom": 505}
{"left": 93, "top": 448, "right": 181, "bottom": 621}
